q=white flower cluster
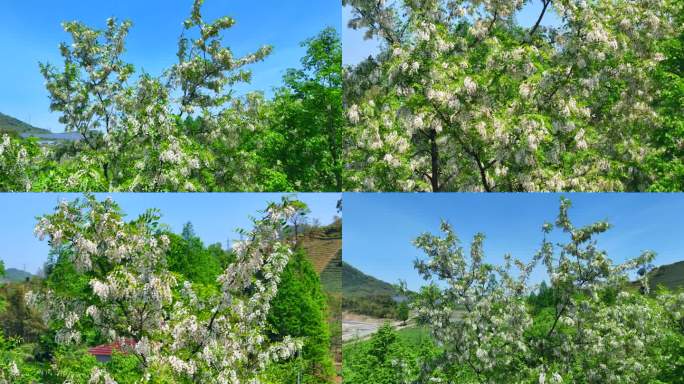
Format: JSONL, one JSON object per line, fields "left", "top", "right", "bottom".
{"left": 0, "top": 134, "right": 33, "bottom": 191}
{"left": 29, "top": 0, "right": 278, "bottom": 192}
{"left": 23, "top": 196, "right": 302, "bottom": 382}
{"left": 344, "top": 0, "right": 679, "bottom": 191}
{"left": 0, "top": 361, "right": 20, "bottom": 384}
{"left": 409, "top": 198, "right": 673, "bottom": 382}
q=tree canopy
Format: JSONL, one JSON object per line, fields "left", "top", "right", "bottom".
{"left": 344, "top": 0, "right": 683, "bottom": 191}
{"left": 0, "top": 1, "right": 342, "bottom": 192}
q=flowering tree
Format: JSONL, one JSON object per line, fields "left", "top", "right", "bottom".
{"left": 0, "top": 1, "right": 343, "bottom": 192}
{"left": 0, "top": 135, "right": 40, "bottom": 192}
{"left": 20, "top": 195, "right": 301, "bottom": 383}
{"left": 30, "top": 0, "right": 266, "bottom": 191}
{"left": 409, "top": 197, "right": 683, "bottom": 382}
{"left": 344, "top": 0, "right": 681, "bottom": 191}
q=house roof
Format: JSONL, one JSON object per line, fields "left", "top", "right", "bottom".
{"left": 88, "top": 338, "right": 137, "bottom": 356}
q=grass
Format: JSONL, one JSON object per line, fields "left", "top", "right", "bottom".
{"left": 395, "top": 326, "right": 432, "bottom": 346}
{"left": 343, "top": 325, "right": 433, "bottom": 353}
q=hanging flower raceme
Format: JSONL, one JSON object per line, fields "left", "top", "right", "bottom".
{"left": 24, "top": 195, "right": 302, "bottom": 383}
{"left": 344, "top": 0, "right": 681, "bottom": 192}
{"left": 409, "top": 197, "right": 675, "bottom": 383}
{"left": 34, "top": 0, "right": 273, "bottom": 192}
{"left": 0, "top": 134, "right": 39, "bottom": 192}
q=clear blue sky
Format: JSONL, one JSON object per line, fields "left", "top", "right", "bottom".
{"left": 344, "top": 193, "right": 684, "bottom": 291}
{"left": 0, "top": 193, "right": 340, "bottom": 274}
{"left": 343, "top": 1, "right": 561, "bottom": 65}
{"left": 0, "top": 0, "right": 340, "bottom": 132}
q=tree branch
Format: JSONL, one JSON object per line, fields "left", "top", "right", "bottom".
{"left": 529, "top": 0, "right": 552, "bottom": 37}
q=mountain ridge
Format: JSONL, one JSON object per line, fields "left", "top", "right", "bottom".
{"left": 342, "top": 262, "right": 397, "bottom": 298}
{"left": 1, "top": 268, "right": 34, "bottom": 283}
{"left": 0, "top": 112, "right": 50, "bottom": 134}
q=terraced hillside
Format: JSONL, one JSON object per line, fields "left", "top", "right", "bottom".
{"left": 320, "top": 250, "right": 342, "bottom": 294}
{"left": 300, "top": 221, "right": 342, "bottom": 293}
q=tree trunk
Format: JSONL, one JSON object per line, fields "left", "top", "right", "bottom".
{"left": 430, "top": 129, "right": 440, "bottom": 191}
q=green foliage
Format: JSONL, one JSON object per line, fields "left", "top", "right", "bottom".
{"left": 0, "top": 331, "right": 42, "bottom": 383}
{"left": 286, "top": 200, "right": 312, "bottom": 241}
{"left": 342, "top": 294, "right": 400, "bottom": 319}
{"left": 0, "top": 283, "right": 46, "bottom": 343}
{"left": 0, "top": 136, "right": 42, "bottom": 192}
{"left": 259, "top": 27, "right": 343, "bottom": 191}
{"left": 646, "top": 2, "right": 684, "bottom": 191}
{"left": 107, "top": 353, "right": 144, "bottom": 384}
{"left": 397, "top": 301, "right": 409, "bottom": 324}
{"left": 49, "top": 347, "right": 98, "bottom": 383}
{"left": 527, "top": 280, "right": 556, "bottom": 314}
{"left": 343, "top": 324, "right": 445, "bottom": 384}
{"left": 47, "top": 347, "right": 144, "bottom": 384}
{"left": 165, "top": 222, "right": 222, "bottom": 285}
{"left": 266, "top": 249, "right": 334, "bottom": 383}
{"left": 44, "top": 247, "right": 96, "bottom": 303}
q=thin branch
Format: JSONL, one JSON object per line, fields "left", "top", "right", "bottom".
{"left": 529, "top": 0, "right": 552, "bottom": 36}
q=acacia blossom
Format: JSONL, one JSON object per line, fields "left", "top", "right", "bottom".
{"left": 24, "top": 0, "right": 274, "bottom": 192}
{"left": 23, "top": 195, "right": 302, "bottom": 383}
{"left": 0, "top": 134, "right": 34, "bottom": 192}
{"left": 408, "top": 197, "right": 676, "bottom": 383}
{"left": 344, "top": 0, "right": 681, "bottom": 192}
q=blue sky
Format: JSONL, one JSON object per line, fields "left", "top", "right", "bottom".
{"left": 0, "top": 193, "right": 340, "bottom": 274}
{"left": 344, "top": 193, "right": 684, "bottom": 291}
{"left": 343, "top": 1, "right": 561, "bottom": 65}
{"left": 0, "top": 0, "right": 340, "bottom": 132}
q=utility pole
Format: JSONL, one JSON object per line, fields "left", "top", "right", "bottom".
{"left": 297, "top": 349, "right": 302, "bottom": 384}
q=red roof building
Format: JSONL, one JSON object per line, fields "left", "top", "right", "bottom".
{"left": 88, "top": 339, "right": 136, "bottom": 362}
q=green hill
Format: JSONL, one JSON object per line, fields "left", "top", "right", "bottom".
{"left": 0, "top": 112, "right": 49, "bottom": 135}
{"left": 645, "top": 260, "right": 684, "bottom": 292}
{"left": 342, "top": 262, "right": 397, "bottom": 298}
{"left": 1, "top": 268, "right": 33, "bottom": 283}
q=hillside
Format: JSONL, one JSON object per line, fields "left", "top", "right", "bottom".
{"left": 644, "top": 260, "right": 684, "bottom": 292}
{"left": 297, "top": 221, "right": 343, "bottom": 378}
{"left": 300, "top": 221, "right": 342, "bottom": 294}
{"left": 1, "top": 268, "right": 33, "bottom": 283}
{"left": 0, "top": 112, "right": 49, "bottom": 134}
{"left": 342, "top": 262, "right": 397, "bottom": 298}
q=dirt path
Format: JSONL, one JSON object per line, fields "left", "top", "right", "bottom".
{"left": 342, "top": 312, "right": 406, "bottom": 342}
